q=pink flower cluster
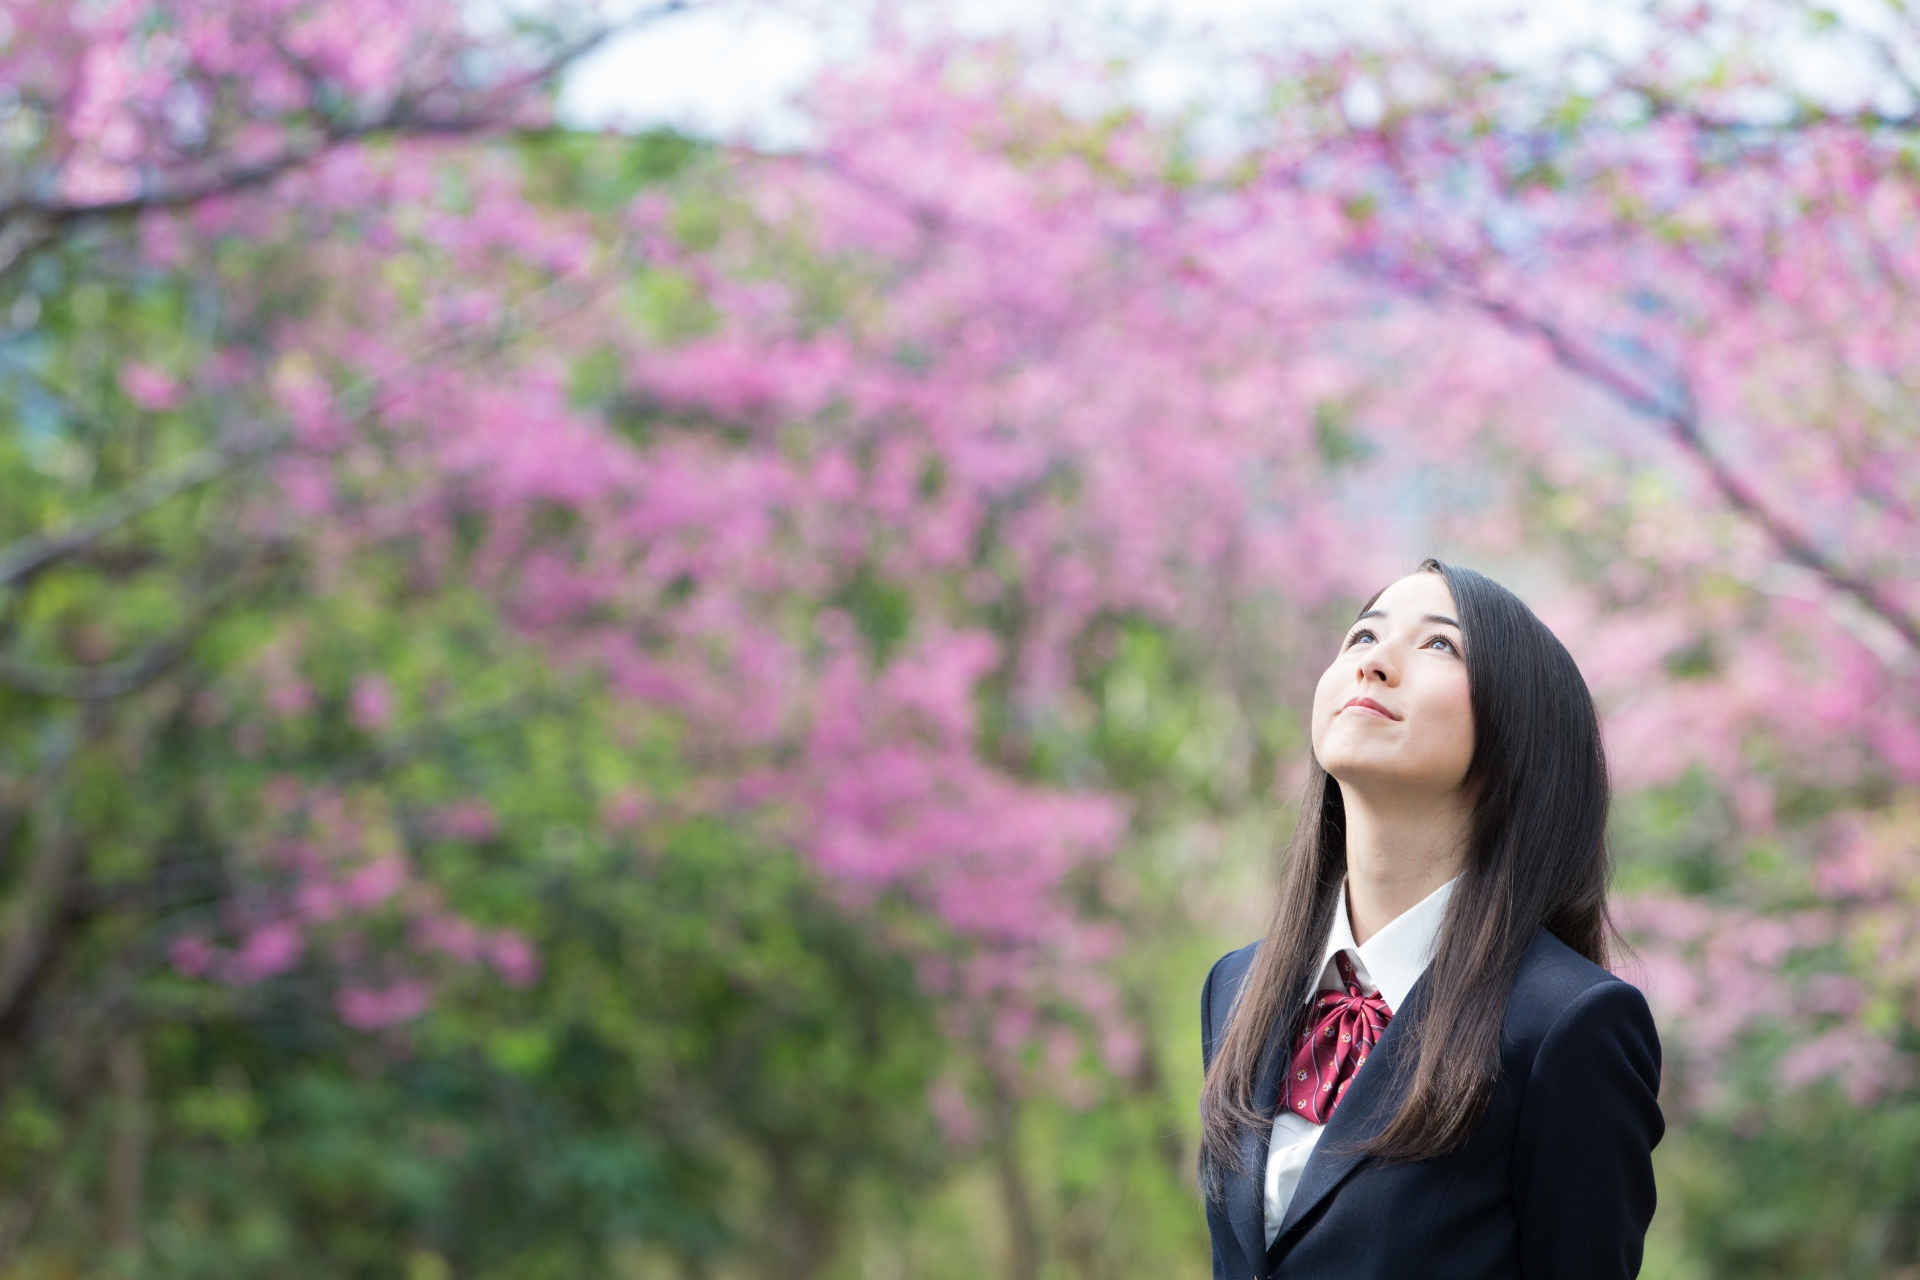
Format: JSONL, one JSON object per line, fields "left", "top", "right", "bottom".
{"left": 169, "top": 777, "right": 536, "bottom": 1029}
{"left": 1619, "top": 888, "right": 1913, "bottom": 1109}
{"left": 4, "top": 0, "right": 477, "bottom": 207}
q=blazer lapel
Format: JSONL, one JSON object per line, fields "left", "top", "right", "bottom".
{"left": 1227, "top": 1021, "right": 1291, "bottom": 1275}
{"left": 1272, "top": 971, "right": 1430, "bottom": 1242}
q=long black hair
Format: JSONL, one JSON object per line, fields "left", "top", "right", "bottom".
{"left": 1200, "top": 558, "right": 1612, "bottom": 1182}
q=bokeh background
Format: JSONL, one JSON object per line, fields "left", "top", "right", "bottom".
{"left": 2, "top": 0, "right": 1919, "bottom": 1276}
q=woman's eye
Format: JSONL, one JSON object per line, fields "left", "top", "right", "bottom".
{"left": 1345, "top": 629, "right": 1375, "bottom": 647}
{"left": 1425, "top": 636, "right": 1457, "bottom": 653}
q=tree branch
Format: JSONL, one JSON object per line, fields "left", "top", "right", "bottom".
{"left": 1462, "top": 288, "right": 1920, "bottom": 654}
{"left": 0, "top": 1, "right": 692, "bottom": 279}
{"left": 0, "top": 193, "right": 629, "bottom": 710}
{"left": 0, "top": 218, "right": 623, "bottom": 601}
{"left": 70, "top": 8, "right": 681, "bottom": 218}
{"left": 0, "top": 632, "right": 199, "bottom": 702}
{"left": 0, "top": 447, "right": 240, "bottom": 590}
{"left": 0, "top": 725, "right": 85, "bottom": 1040}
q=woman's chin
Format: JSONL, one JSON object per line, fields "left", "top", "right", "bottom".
{"left": 1324, "top": 762, "right": 1456, "bottom": 797}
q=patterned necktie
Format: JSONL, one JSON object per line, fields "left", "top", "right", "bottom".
{"left": 1281, "top": 951, "right": 1391, "bottom": 1125}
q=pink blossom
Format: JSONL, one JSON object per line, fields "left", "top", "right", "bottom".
{"left": 266, "top": 678, "right": 314, "bottom": 719}
{"left": 1778, "top": 1028, "right": 1909, "bottom": 1106}
{"left": 120, "top": 364, "right": 183, "bottom": 410}
{"left": 485, "top": 930, "right": 539, "bottom": 988}
{"left": 232, "top": 921, "right": 304, "bottom": 981}
{"left": 348, "top": 674, "right": 393, "bottom": 731}
{"left": 412, "top": 914, "right": 483, "bottom": 963}
{"left": 599, "top": 789, "right": 651, "bottom": 831}
{"left": 340, "top": 858, "right": 407, "bottom": 910}
{"left": 422, "top": 799, "right": 497, "bottom": 843}
{"left": 928, "top": 1076, "right": 982, "bottom": 1145}
{"left": 336, "top": 979, "right": 433, "bottom": 1029}
{"left": 169, "top": 934, "right": 216, "bottom": 978}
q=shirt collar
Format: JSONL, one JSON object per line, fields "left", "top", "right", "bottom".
{"left": 1312, "top": 875, "right": 1458, "bottom": 1015}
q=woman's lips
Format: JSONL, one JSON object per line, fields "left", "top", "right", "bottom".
{"left": 1341, "top": 696, "right": 1401, "bottom": 721}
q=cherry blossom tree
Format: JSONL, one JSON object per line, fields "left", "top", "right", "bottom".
{"left": 0, "top": 0, "right": 682, "bottom": 1053}
{"left": 1246, "top": 10, "right": 1920, "bottom": 1109}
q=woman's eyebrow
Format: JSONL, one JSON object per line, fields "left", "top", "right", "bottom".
{"left": 1352, "top": 609, "right": 1460, "bottom": 628}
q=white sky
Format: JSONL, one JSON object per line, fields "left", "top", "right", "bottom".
{"left": 557, "top": 0, "right": 1913, "bottom": 151}
{"left": 556, "top": 0, "right": 1659, "bottom": 144}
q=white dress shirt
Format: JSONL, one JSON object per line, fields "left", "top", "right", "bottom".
{"left": 1263, "top": 875, "right": 1458, "bottom": 1247}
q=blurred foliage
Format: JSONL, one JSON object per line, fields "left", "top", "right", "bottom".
{"left": 0, "top": 423, "right": 955, "bottom": 1278}
{"left": 0, "top": 127, "right": 1227, "bottom": 1280}
{"left": 0, "top": 120, "right": 1913, "bottom": 1280}
{"left": 1647, "top": 1092, "right": 1920, "bottom": 1280}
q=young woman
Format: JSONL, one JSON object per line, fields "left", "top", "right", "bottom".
{"left": 1199, "top": 560, "right": 1662, "bottom": 1280}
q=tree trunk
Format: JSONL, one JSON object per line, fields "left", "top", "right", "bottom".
{"left": 0, "top": 805, "right": 80, "bottom": 1048}
{"left": 756, "top": 1147, "right": 840, "bottom": 1280}
{"left": 1124, "top": 987, "right": 1190, "bottom": 1185}
{"left": 986, "top": 1077, "right": 1042, "bottom": 1280}
{"left": 0, "top": 720, "right": 85, "bottom": 1061}
{"left": 106, "top": 1032, "right": 149, "bottom": 1273}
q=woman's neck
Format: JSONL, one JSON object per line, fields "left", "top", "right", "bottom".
{"left": 1340, "top": 782, "right": 1472, "bottom": 945}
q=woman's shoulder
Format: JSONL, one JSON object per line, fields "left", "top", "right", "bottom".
{"left": 1208, "top": 939, "right": 1262, "bottom": 981}
{"left": 1200, "top": 940, "right": 1262, "bottom": 1060}
{"left": 1204, "top": 940, "right": 1262, "bottom": 1006}
{"left": 1504, "top": 928, "right": 1658, "bottom": 1060}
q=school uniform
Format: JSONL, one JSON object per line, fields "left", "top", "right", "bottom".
{"left": 1201, "top": 879, "right": 1664, "bottom": 1280}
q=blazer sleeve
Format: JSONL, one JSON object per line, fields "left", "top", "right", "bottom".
{"left": 1511, "top": 978, "right": 1665, "bottom": 1280}
{"left": 1200, "top": 954, "right": 1221, "bottom": 1074}
{"left": 1200, "top": 947, "right": 1245, "bottom": 1075}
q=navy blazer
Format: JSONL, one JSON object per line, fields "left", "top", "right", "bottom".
{"left": 1201, "top": 928, "right": 1663, "bottom": 1280}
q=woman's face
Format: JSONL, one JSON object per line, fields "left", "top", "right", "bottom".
{"left": 1311, "top": 572, "right": 1475, "bottom": 798}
